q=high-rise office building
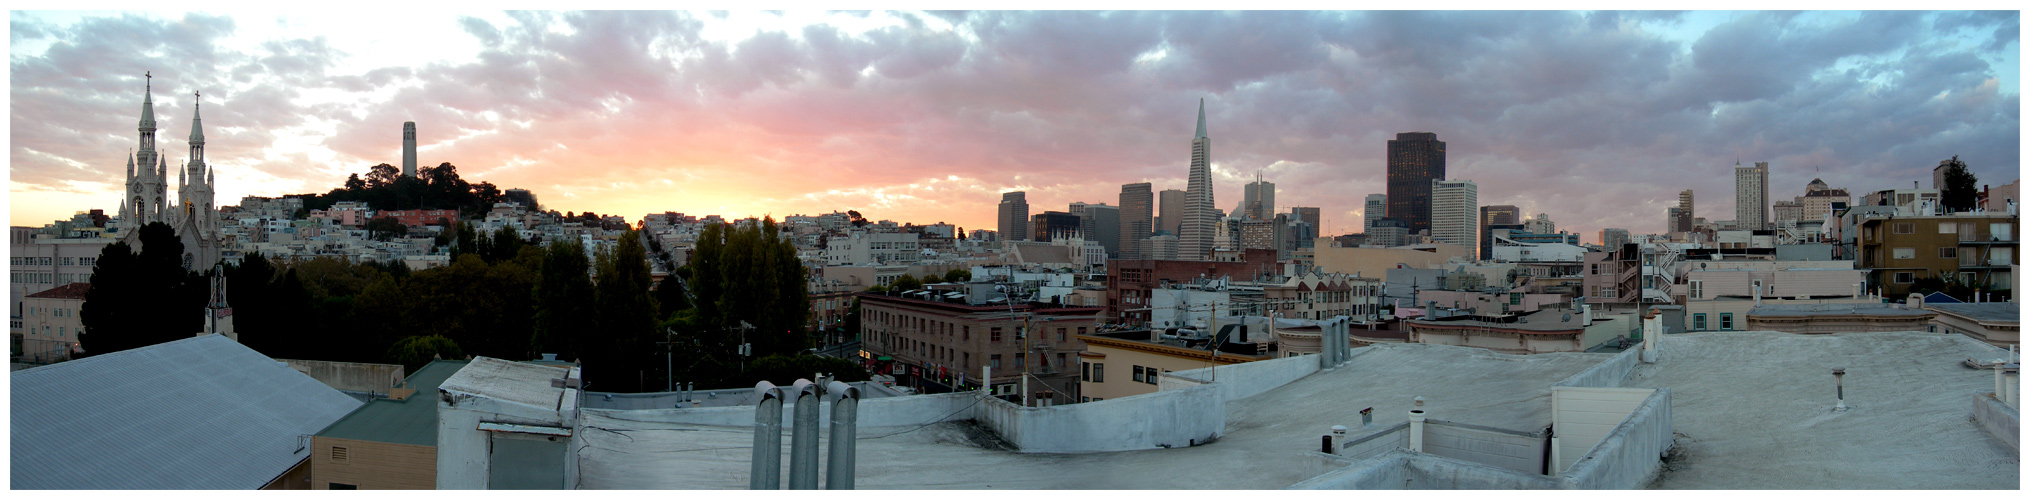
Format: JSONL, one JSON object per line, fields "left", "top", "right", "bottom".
{"left": 1386, "top": 132, "right": 1446, "bottom": 236}
{"left": 1292, "top": 207, "right": 1321, "bottom": 234}
{"left": 1735, "top": 161, "right": 1769, "bottom": 230}
{"left": 999, "top": 191, "right": 1030, "bottom": 241}
{"left": 1599, "top": 228, "right": 1630, "bottom": 249}
{"left": 1430, "top": 180, "right": 1478, "bottom": 250}
{"left": 1158, "top": 189, "right": 1185, "bottom": 235}
{"left": 1243, "top": 175, "right": 1275, "bottom": 221}
{"left": 1363, "top": 194, "right": 1387, "bottom": 233}
{"left": 1031, "top": 211, "right": 1082, "bottom": 242}
{"left": 1524, "top": 213, "right": 1555, "bottom": 235}
{"left": 1120, "top": 183, "right": 1154, "bottom": 259}
{"left": 1077, "top": 203, "right": 1120, "bottom": 256}
{"left": 1479, "top": 204, "right": 1520, "bottom": 260}
{"left": 1179, "top": 99, "right": 1218, "bottom": 260}
{"left": 1671, "top": 189, "right": 1695, "bottom": 233}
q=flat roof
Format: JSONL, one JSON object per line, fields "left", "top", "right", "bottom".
{"left": 1628, "top": 331, "right": 2017, "bottom": 489}
{"left": 439, "top": 357, "right": 571, "bottom": 412}
{"left": 315, "top": 359, "right": 469, "bottom": 446}
{"left": 574, "top": 343, "right": 1611, "bottom": 489}
{"left": 1745, "top": 303, "right": 1935, "bottom": 317}
{"left": 1925, "top": 303, "right": 2020, "bottom": 323}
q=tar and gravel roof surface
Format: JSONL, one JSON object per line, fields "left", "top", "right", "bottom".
{"left": 577, "top": 342, "right": 1611, "bottom": 489}
{"left": 10, "top": 335, "right": 363, "bottom": 489}
{"left": 1630, "top": 331, "right": 2018, "bottom": 489}
{"left": 1926, "top": 303, "right": 2021, "bottom": 323}
{"left": 314, "top": 359, "right": 469, "bottom": 447}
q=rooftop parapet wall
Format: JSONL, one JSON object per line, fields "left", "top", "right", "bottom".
{"left": 1554, "top": 345, "right": 1642, "bottom": 389}
{"left": 973, "top": 382, "right": 1224, "bottom": 453}
{"left": 1291, "top": 450, "right": 1562, "bottom": 490}
{"left": 1158, "top": 347, "right": 1349, "bottom": 401}
{"left": 279, "top": 358, "right": 406, "bottom": 394}
{"left": 1974, "top": 393, "right": 2019, "bottom": 451}
{"left": 1554, "top": 388, "right": 1673, "bottom": 489}
{"left": 580, "top": 392, "right": 978, "bottom": 428}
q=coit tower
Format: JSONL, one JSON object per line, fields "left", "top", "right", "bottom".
{"left": 402, "top": 121, "right": 418, "bottom": 178}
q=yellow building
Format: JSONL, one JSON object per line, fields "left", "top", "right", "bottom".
{"left": 1075, "top": 329, "right": 1273, "bottom": 402}
{"left": 310, "top": 359, "right": 468, "bottom": 489}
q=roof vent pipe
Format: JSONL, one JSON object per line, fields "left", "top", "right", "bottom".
{"left": 1832, "top": 368, "right": 1848, "bottom": 412}
{"left": 749, "top": 382, "right": 785, "bottom": 490}
{"left": 787, "top": 379, "right": 823, "bottom": 489}
{"left": 824, "top": 381, "right": 860, "bottom": 490}
{"left": 1408, "top": 397, "right": 1427, "bottom": 453}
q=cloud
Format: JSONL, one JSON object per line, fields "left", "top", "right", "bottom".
{"left": 9, "top": 10, "right": 2020, "bottom": 245}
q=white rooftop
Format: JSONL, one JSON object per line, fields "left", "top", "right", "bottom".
{"left": 1628, "top": 331, "right": 2017, "bottom": 489}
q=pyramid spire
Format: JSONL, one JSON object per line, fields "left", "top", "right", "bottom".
{"left": 140, "top": 72, "right": 157, "bottom": 130}
{"left": 188, "top": 91, "right": 205, "bottom": 144}
{"left": 127, "top": 150, "right": 135, "bottom": 177}
{"left": 1194, "top": 98, "right": 1207, "bottom": 139}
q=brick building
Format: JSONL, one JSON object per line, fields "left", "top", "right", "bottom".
{"left": 857, "top": 292, "right": 1101, "bottom": 405}
{"left": 1107, "top": 248, "right": 1280, "bottom": 325}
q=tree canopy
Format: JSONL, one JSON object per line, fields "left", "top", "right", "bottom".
{"left": 1939, "top": 156, "right": 1980, "bottom": 213}
{"left": 79, "top": 222, "right": 206, "bottom": 356}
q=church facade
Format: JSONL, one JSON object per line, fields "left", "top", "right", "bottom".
{"left": 116, "top": 74, "right": 222, "bottom": 271}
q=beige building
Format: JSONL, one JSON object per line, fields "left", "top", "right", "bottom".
{"left": 1744, "top": 303, "right": 1936, "bottom": 334}
{"left": 310, "top": 359, "right": 468, "bottom": 489}
{"left": 1310, "top": 242, "right": 1473, "bottom": 279}
{"left": 16, "top": 282, "right": 88, "bottom": 364}
{"left": 1232, "top": 272, "right": 1384, "bottom": 322}
{"left": 1076, "top": 329, "right": 1273, "bottom": 401}
{"left": 1405, "top": 306, "right": 1628, "bottom": 354}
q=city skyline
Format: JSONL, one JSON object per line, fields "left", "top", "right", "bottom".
{"left": 9, "top": 10, "right": 2022, "bottom": 242}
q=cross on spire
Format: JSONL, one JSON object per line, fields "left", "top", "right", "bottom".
{"left": 145, "top": 71, "right": 151, "bottom": 90}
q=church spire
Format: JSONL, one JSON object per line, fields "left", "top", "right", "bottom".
{"left": 139, "top": 72, "right": 157, "bottom": 131}
{"left": 188, "top": 91, "right": 205, "bottom": 144}
{"left": 1194, "top": 98, "right": 1207, "bottom": 139}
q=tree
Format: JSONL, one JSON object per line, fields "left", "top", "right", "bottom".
{"left": 532, "top": 239, "right": 596, "bottom": 361}
{"left": 344, "top": 173, "right": 367, "bottom": 192}
{"left": 366, "top": 216, "right": 408, "bottom": 242}
{"left": 589, "top": 230, "right": 660, "bottom": 392}
{"left": 891, "top": 274, "right": 922, "bottom": 291}
{"left": 1939, "top": 156, "right": 1980, "bottom": 213}
{"left": 944, "top": 269, "right": 972, "bottom": 283}
{"left": 740, "top": 354, "right": 870, "bottom": 386}
{"left": 365, "top": 163, "right": 401, "bottom": 189}
{"left": 389, "top": 335, "right": 463, "bottom": 373}
{"left": 79, "top": 223, "right": 205, "bottom": 356}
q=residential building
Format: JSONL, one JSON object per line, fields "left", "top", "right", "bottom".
{"left": 1405, "top": 307, "right": 1624, "bottom": 354}
{"left": 1800, "top": 182, "right": 1851, "bottom": 224}
{"left": 310, "top": 359, "right": 469, "bottom": 490}
{"left": 1980, "top": 180, "right": 2018, "bottom": 213}
{"left": 1862, "top": 188, "right": 1940, "bottom": 211}
{"left": 856, "top": 292, "right": 1100, "bottom": 405}
{"left": 1075, "top": 328, "right": 1275, "bottom": 402}
{"left": 1925, "top": 302, "right": 2019, "bottom": 347}
{"left": 1858, "top": 214, "right": 2018, "bottom": 297}
{"left": 824, "top": 230, "right": 922, "bottom": 266}
{"left": 1367, "top": 219, "right": 1408, "bottom": 248}
{"left": 1600, "top": 228, "right": 1631, "bottom": 250}
{"left": 1744, "top": 303, "right": 1937, "bottom": 334}
{"left": 1430, "top": 180, "right": 1478, "bottom": 250}
{"left": 1180, "top": 99, "right": 1218, "bottom": 261}
{"left": 998, "top": 191, "right": 1030, "bottom": 242}
{"left": 1386, "top": 132, "right": 1446, "bottom": 236}
{"left": 1234, "top": 272, "right": 1385, "bottom": 322}
{"left": 1736, "top": 161, "right": 1770, "bottom": 230}
{"left": 1772, "top": 200, "right": 1804, "bottom": 226}
{"left": 1120, "top": 183, "right": 1154, "bottom": 259}
{"left": 11, "top": 226, "right": 112, "bottom": 322}
{"left": 376, "top": 208, "right": 460, "bottom": 228}
{"left": 1680, "top": 260, "right": 1872, "bottom": 332}
{"left": 10, "top": 335, "right": 362, "bottom": 489}
{"left": 1158, "top": 189, "right": 1185, "bottom": 236}
{"left": 16, "top": 282, "right": 88, "bottom": 364}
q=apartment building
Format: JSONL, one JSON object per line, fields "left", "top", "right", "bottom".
{"left": 1857, "top": 214, "right": 2018, "bottom": 297}
{"left": 857, "top": 292, "right": 1100, "bottom": 405}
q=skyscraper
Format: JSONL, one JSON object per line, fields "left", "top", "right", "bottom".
{"left": 1735, "top": 161, "right": 1769, "bottom": 230}
{"left": 1479, "top": 204, "right": 1520, "bottom": 260}
{"left": 1243, "top": 174, "right": 1275, "bottom": 221}
{"left": 1292, "top": 207, "right": 1320, "bottom": 233}
{"left": 402, "top": 121, "right": 418, "bottom": 178}
{"left": 1157, "top": 189, "right": 1185, "bottom": 235}
{"left": 1600, "top": 228, "right": 1631, "bottom": 249}
{"left": 1075, "top": 203, "right": 1120, "bottom": 256}
{"left": 999, "top": 191, "right": 1030, "bottom": 241}
{"left": 1386, "top": 132, "right": 1446, "bottom": 236}
{"left": 1672, "top": 189, "right": 1695, "bottom": 233}
{"left": 1031, "top": 212, "right": 1082, "bottom": 242}
{"left": 1430, "top": 180, "right": 1478, "bottom": 251}
{"left": 1363, "top": 194, "right": 1387, "bottom": 233}
{"left": 1179, "top": 99, "right": 1217, "bottom": 260}
{"left": 1119, "top": 183, "right": 1153, "bottom": 259}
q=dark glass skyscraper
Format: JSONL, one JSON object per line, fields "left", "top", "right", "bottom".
{"left": 1386, "top": 132, "right": 1446, "bottom": 236}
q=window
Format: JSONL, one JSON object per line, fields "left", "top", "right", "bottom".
{"left": 1015, "top": 353, "right": 1025, "bottom": 370}
{"left": 1081, "top": 362, "right": 1091, "bottom": 381}
{"left": 1057, "top": 328, "right": 1066, "bottom": 342}
{"left": 1148, "top": 369, "right": 1162, "bottom": 385}
{"left": 1092, "top": 363, "right": 1103, "bottom": 382}
{"left": 1893, "top": 222, "right": 1915, "bottom": 234}
{"left": 1720, "top": 313, "right": 1734, "bottom": 330}
{"left": 1940, "top": 222, "right": 1957, "bottom": 234}
{"left": 1689, "top": 280, "right": 1703, "bottom": 299}
{"left": 1510, "top": 293, "right": 1522, "bottom": 305}
{"left": 1133, "top": 365, "right": 1146, "bottom": 383}
{"left": 1992, "top": 223, "right": 2014, "bottom": 241}
{"left": 990, "top": 355, "right": 1001, "bottom": 369}
{"left": 1939, "top": 247, "right": 1958, "bottom": 259}
{"left": 1959, "top": 272, "right": 1977, "bottom": 284}
{"left": 1693, "top": 313, "right": 1707, "bottom": 330}
{"left": 1056, "top": 353, "right": 1066, "bottom": 369}
{"left": 1077, "top": 326, "right": 1086, "bottom": 336}
{"left": 1894, "top": 272, "right": 1915, "bottom": 284}
{"left": 963, "top": 326, "right": 970, "bottom": 340}
{"left": 990, "top": 327, "right": 1002, "bottom": 343}
{"left": 1892, "top": 248, "right": 1915, "bottom": 259}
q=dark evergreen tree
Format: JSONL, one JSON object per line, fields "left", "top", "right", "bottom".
{"left": 1939, "top": 155, "right": 1980, "bottom": 213}
{"left": 532, "top": 239, "right": 595, "bottom": 361}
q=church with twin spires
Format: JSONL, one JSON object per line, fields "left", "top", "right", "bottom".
{"left": 117, "top": 73, "right": 222, "bottom": 272}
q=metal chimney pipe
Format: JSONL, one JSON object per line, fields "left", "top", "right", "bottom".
{"left": 787, "top": 379, "right": 823, "bottom": 489}
{"left": 1408, "top": 397, "right": 1427, "bottom": 452}
{"left": 749, "top": 382, "right": 785, "bottom": 490}
{"left": 1833, "top": 368, "right": 1848, "bottom": 411}
{"left": 1329, "top": 425, "right": 1347, "bottom": 454}
{"left": 824, "top": 381, "right": 860, "bottom": 490}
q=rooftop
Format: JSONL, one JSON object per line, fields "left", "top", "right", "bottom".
{"left": 1628, "top": 331, "right": 2017, "bottom": 489}
{"left": 574, "top": 343, "right": 1610, "bottom": 489}
{"left": 440, "top": 357, "right": 573, "bottom": 412}
{"left": 1925, "top": 303, "right": 2020, "bottom": 323}
{"left": 314, "top": 359, "right": 469, "bottom": 446}
{"left": 11, "top": 335, "right": 362, "bottom": 489}
{"left": 24, "top": 282, "right": 90, "bottom": 300}
{"left": 1745, "top": 303, "right": 1936, "bottom": 317}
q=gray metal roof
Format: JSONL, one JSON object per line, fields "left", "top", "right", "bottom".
{"left": 314, "top": 359, "right": 468, "bottom": 447}
{"left": 1924, "top": 302, "right": 2020, "bottom": 323}
{"left": 11, "top": 335, "right": 363, "bottom": 489}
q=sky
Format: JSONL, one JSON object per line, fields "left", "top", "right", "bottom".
{"left": 7, "top": 9, "right": 2022, "bottom": 243}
